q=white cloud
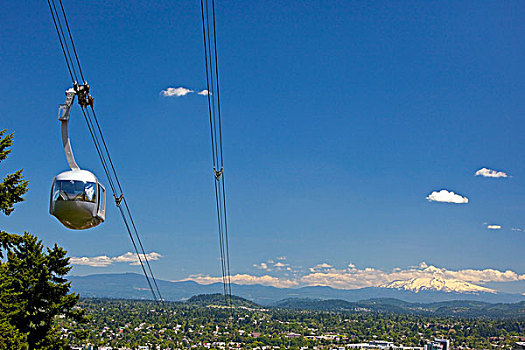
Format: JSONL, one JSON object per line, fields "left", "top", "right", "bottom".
{"left": 253, "top": 262, "right": 269, "bottom": 270}
{"left": 179, "top": 274, "right": 297, "bottom": 288}
{"left": 444, "top": 267, "right": 524, "bottom": 283}
{"left": 309, "top": 263, "right": 334, "bottom": 273}
{"left": 70, "top": 252, "right": 162, "bottom": 267}
{"left": 487, "top": 225, "right": 502, "bottom": 230}
{"left": 254, "top": 257, "right": 292, "bottom": 271}
{"left": 161, "top": 87, "right": 194, "bottom": 97}
{"left": 198, "top": 89, "right": 211, "bottom": 96}
{"left": 178, "top": 260, "right": 525, "bottom": 292}
{"left": 511, "top": 227, "right": 523, "bottom": 232}
{"left": 253, "top": 256, "right": 295, "bottom": 272}
{"left": 426, "top": 189, "right": 468, "bottom": 204}
{"left": 299, "top": 263, "right": 525, "bottom": 290}
{"left": 70, "top": 255, "right": 113, "bottom": 267}
{"left": 475, "top": 167, "right": 509, "bottom": 178}
{"left": 112, "top": 252, "right": 162, "bottom": 266}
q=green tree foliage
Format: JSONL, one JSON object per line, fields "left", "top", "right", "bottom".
{"left": 0, "top": 129, "right": 86, "bottom": 349}
{"left": 0, "top": 130, "right": 28, "bottom": 215}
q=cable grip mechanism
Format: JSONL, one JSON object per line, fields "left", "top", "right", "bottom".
{"left": 73, "top": 81, "right": 94, "bottom": 108}
{"left": 214, "top": 167, "right": 223, "bottom": 180}
{"left": 113, "top": 193, "right": 124, "bottom": 207}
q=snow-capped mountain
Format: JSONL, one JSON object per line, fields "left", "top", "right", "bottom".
{"left": 382, "top": 276, "right": 497, "bottom": 294}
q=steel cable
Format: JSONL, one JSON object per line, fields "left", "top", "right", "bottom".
{"left": 58, "top": 0, "right": 85, "bottom": 83}
{"left": 82, "top": 108, "right": 159, "bottom": 303}
{"left": 47, "top": 0, "right": 76, "bottom": 83}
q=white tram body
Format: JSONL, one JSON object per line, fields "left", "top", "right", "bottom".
{"left": 50, "top": 169, "right": 106, "bottom": 230}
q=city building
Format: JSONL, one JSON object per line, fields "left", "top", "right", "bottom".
{"left": 425, "top": 338, "right": 450, "bottom": 350}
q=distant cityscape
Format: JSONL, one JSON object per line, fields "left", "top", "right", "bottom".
{"left": 58, "top": 297, "right": 525, "bottom": 350}
{"left": 71, "top": 337, "right": 450, "bottom": 350}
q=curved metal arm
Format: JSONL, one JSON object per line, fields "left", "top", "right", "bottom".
{"left": 58, "top": 88, "right": 79, "bottom": 171}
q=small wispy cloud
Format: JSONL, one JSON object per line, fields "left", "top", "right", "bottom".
{"left": 253, "top": 257, "right": 295, "bottom": 272}
{"left": 309, "top": 263, "right": 334, "bottom": 273}
{"left": 112, "top": 252, "right": 162, "bottom": 266}
{"left": 253, "top": 262, "right": 269, "bottom": 270}
{"left": 161, "top": 86, "right": 194, "bottom": 97}
{"left": 69, "top": 255, "right": 112, "bottom": 267}
{"left": 475, "top": 167, "right": 509, "bottom": 178}
{"left": 426, "top": 189, "right": 468, "bottom": 204}
{"left": 70, "top": 252, "right": 162, "bottom": 267}
{"left": 487, "top": 225, "right": 502, "bottom": 230}
{"left": 511, "top": 227, "right": 523, "bottom": 232}
{"left": 160, "top": 86, "right": 211, "bottom": 97}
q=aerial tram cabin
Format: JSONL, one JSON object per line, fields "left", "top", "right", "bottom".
{"left": 49, "top": 86, "right": 106, "bottom": 230}
{"left": 50, "top": 169, "right": 105, "bottom": 230}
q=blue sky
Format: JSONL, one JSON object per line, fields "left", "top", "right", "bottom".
{"left": 1, "top": 0, "right": 524, "bottom": 293}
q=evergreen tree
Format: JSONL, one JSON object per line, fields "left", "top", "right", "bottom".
{"left": 0, "top": 130, "right": 28, "bottom": 216}
{"left": 0, "top": 129, "right": 86, "bottom": 349}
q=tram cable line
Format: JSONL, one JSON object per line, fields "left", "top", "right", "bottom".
{"left": 87, "top": 104, "right": 164, "bottom": 303}
{"left": 57, "top": 0, "right": 85, "bottom": 83}
{"left": 46, "top": 0, "right": 76, "bottom": 83}
{"left": 46, "top": 0, "right": 163, "bottom": 305}
{"left": 79, "top": 106, "right": 160, "bottom": 303}
{"left": 200, "top": 0, "right": 233, "bottom": 312}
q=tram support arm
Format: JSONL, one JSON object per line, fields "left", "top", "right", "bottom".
{"left": 58, "top": 88, "right": 80, "bottom": 171}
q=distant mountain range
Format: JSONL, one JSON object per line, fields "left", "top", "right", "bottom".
{"left": 69, "top": 273, "right": 525, "bottom": 305}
